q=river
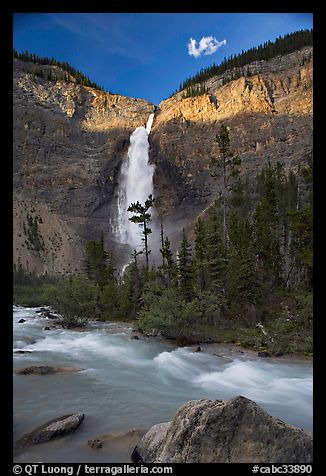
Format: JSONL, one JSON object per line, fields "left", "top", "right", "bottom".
{"left": 13, "top": 306, "right": 313, "bottom": 463}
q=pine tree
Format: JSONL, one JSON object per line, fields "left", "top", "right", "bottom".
{"left": 84, "top": 234, "right": 108, "bottom": 292}
{"left": 121, "top": 249, "right": 144, "bottom": 319}
{"left": 159, "top": 228, "right": 177, "bottom": 287}
{"left": 205, "top": 203, "right": 227, "bottom": 290}
{"left": 226, "top": 210, "right": 261, "bottom": 308}
{"left": 194, "top": 217, "right": 208, "bottom": 291}
{"left": 211, "top": 124, "right": 241, "bottom": 247}
{"left": 253, "top": 166, "right": 283, "bottom": 285}
{"left": 177, "top": 229, "right": 193, "bottom": 301}
{"left": 128, "top": 194, "right": 154, "bottom": 274}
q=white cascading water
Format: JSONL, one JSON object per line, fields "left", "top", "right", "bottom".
{"left": 115, "top": 113, "right": 155, "bottom": 248}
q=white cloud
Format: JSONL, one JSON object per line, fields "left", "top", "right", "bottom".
{"left": 188, "top": 36, "right": 226, "bottom": 58}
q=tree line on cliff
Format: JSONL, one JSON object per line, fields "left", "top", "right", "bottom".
{"left": 13, "top": 48, "right": 107, "bottom": 92}
{"left": 173, "top": 29, "right": 313, "bottom": 97}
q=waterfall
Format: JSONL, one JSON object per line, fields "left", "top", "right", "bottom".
{"left": 115, "top": 113, "right": 155, "bottom": 248}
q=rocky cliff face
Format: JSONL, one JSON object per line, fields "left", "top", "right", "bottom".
{"left": 151, "top": 47, "right": 312, "bottom": 219}
{"left": 13, "top": 58, "right": 155, "bottom": 274}
{"left": 13, "top": 47, "right": 312, "bottom": 274}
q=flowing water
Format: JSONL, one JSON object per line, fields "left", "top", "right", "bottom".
{"left": 114, "top": 114, "right": 155, "bottom": 248}
{"left": 13, "top": 306, "right": 312, "bottom": 463}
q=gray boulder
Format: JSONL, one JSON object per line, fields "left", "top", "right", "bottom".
{"left": 16, "top": 413, "right": 84, "bottom": 447}
{"left": 132, "top": 423, "right": 170, "bottom": 463}
{"left": 134, "top": 396, "right": 312, "bottom": 463}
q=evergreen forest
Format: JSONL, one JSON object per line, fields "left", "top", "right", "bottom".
{"left": 13, "top": 126, "right": 313, "bottom": 356}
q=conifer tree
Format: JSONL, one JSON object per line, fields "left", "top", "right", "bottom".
{"left": 194, "top": 217, "right": 208, "bottom": 291}
{"left": 226, "top": 210, "right": 261, "bottom": 308}
{"left": 205, "top": 204, "right": 227, "bottom": 290}
{"left": 177, "top": 229, "right": 193, "bottom": 301}
{"left": 211, "top": 124, "right": 241, "bottom": 247}
{"left": 159, "top": 229, "right": 177, "bottom": 287}
{"left": 128, "top": 194, "right": 154, "bottom": 274}
{"left": 254, "top": 166, "right": 283, "bottom": 285}
{"left": 84, "top": 233, "right": 108, "bottom": 290}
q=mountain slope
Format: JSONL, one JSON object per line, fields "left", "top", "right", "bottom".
{"left": 13, "top": 57, "right": 155, "bottom": 273}
{"left": 13, "top": 46, "right": 313, "bottom": 274}
{"left": 151, "top": 47, "right": 312, "bottom": 218}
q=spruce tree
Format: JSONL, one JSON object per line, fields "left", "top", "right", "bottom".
{"left": 226, "top": 210, "right": 261, "bottom": 309}
{"left": 194, "top": 217, "right": 208, "bottom": 291}
{"left": 205, "top": 203, "right": 227, "bottom": 290}
{"left": 177, "top": 229, "right": 193, "bottom": 301}
{"left": 84, "top": 233, "right": 108, "bottom": 290}
{"left": 128, "top": 194, "right": 154, "bottom": 274}
{"left": 211, "top": 124, "right": 241, "bottom": 247}
{"left": 160, "top": 233, "right": 177, "bottom": 287}
{"left": 253, "top": 166, "right": 283, "bottom": 285}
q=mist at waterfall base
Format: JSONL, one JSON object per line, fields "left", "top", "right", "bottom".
{"left": 14, "top": 307, "right": 312, "bottom": 463}
{"left": 112, "top": 113, "right": 161, "bottom": 270}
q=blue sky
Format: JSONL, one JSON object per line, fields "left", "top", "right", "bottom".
{"left": 13, "top": 13, "right": 313, "bottom": 105}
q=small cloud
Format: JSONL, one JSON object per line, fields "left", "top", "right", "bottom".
{"left": 188, "top": 36, "right": 226, "bottom": 58}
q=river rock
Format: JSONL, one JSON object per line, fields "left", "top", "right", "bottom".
{"left": 44, "top": 327, "right": 51, "bottom": 331}
{"left": 16, "top": 413, "right": 85, "bottom": 447}
{"left": 14, "top": 366, "right": 82, "bottom": 375}
{"left": 134, "top": 396, "right": 312, "bottom": 463}
{"left": 258, "top": 351, "right": 271, "bottom": 357}
{"left": 18, "top": 319, "right": 26, "bottom": 323}
{"left": 87, "top": 429, "right": 146, "bottom": 455}
{"left": 87, "top": 439, "right": 103, "bottom": 449}
{"left": 42, "top": 310, "right": 57, "bottom": 319}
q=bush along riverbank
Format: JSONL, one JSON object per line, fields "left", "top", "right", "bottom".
{"left": 13, "top": 131, "right": 312, "bottom": 357}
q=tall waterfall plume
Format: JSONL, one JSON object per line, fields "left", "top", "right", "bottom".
{"left": 115, "top": 113, "right": 155, "bottom": 248}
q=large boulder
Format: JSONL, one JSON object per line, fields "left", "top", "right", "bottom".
{"left": 16, "top": 413, "right": 84, "bottom": 447}
{"left": 134, "top": 396, "right": 312, "bottom": 463}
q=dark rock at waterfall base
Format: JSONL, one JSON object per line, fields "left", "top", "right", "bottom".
{"left": 195, "top": 346, "right": 201, "bottom": 352}
{"left": 18, "top": 319, "right": 26, "bottom": 323}
{"left": 44, "top": 327, "right": 51, "bottom": 331}
{"left": 274, "top": 351, "right": 285, "bottom": 357}
{"left": 131, "top": 335, "right": 140, "bottom": 340}
{"left": 258, "top": 351, "right": 271, "bottom": 357}
{"left": 36, "top": 307, "right": 50, "bottom": 313}
{"left": 135, "top": 396, "right": 312, "bottom": 463}
{"left": 16, "top": 413, "right": 85, "bottom": 447}
{"left": 42, "top": 311, "right": 57, "bottom": 319}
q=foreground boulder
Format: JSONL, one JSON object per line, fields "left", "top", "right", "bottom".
{"left": 16, "top": 413, "right": 84, "bottom": 447}
{"left": 133, "top": 396, "right": 312, "bottom": 463}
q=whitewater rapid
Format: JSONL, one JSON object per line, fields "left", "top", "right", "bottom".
{"left": 115, "top": 114, "right": 155, "bottom": 247}
{"left": 13, "top": 306, "right": 312, "bottom": 463}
